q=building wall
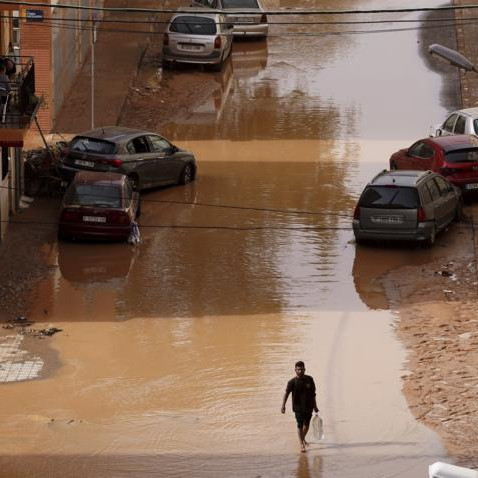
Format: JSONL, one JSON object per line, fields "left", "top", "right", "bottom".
{"left": 19, "top": 1, "right": 52, "bottom": 131}
{"left": 20, "top": 0, "right": 105, "bottom": 132}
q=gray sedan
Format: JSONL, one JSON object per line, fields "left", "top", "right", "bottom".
{"left": 58, "top": 127, "right": 197, "bottom": 191}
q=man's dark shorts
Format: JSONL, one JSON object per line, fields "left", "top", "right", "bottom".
{"left": 294, "top": 411, "right": 312, "bottom": 428}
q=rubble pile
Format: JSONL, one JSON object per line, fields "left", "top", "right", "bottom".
{"left": 2, "top": 316, "right": 63, "bottom": 338}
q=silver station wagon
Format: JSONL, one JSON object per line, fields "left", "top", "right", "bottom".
{"left": 353, "top": 170, "right": 462, "bottom": 246}
{"left": 162, "top": 11, "right": 233, "bottom": 70}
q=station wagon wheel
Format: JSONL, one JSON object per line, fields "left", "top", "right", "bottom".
{"left": 425, "top": 223, "right": 436, "bottom": 247}
{"left": 179, "top": 164, "right": 193, "bottom": 185}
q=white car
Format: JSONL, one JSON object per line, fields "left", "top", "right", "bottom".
{"left": 430, "top": 107, "right": 478, "bottom": 137}
{"left": 191, "top": 0, "right": 268, "bottom": 38}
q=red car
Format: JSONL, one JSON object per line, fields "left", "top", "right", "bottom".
{"left": 389, "top": 134, "right": 478, "bottom": 192}
{"left": 58, "top": 171, "right": 140, "bottom": 241}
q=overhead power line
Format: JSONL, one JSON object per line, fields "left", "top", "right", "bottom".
{"left": 4, "top": 0, "right": 478, "bottom": 16}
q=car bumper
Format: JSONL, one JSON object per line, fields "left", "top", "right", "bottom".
{"left": 163, "top": 48, "right": 222, "bottom": 65}
{"left": 59, "top": 224, "right": 131, "bottom": 241}
{"left": 353, "top": 221, "right": 434, "bottom": 242}
{"left": 232, "top": 25, "right": 268, "bottom": 37}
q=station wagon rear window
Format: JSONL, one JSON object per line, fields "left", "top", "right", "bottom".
{"left": 65, "top": 185, "right": 122, "bottom": 208}
{"left": 70, "top": 137, "right": 117, "bottom": 154}
{"left": 222, "top": 0, "right": 259, "bottom": 7}
{"left": 170, "top": 16, "right": 217, "bottom": 35}
{"left": 445, "top": 148, "right": 478, "bottom": 163}
{"left": 359, "top": 186, "right": 419, "bottom": 209}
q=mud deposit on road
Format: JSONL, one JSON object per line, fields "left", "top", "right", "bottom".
{"left": 382, "top": 228, "right": 478, "bottom": 467}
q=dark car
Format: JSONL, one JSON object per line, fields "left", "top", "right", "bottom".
{"left": 353, "top": 170, "right": 462, "bottom": 246}
{"left": 58, "top": 171, "right": 140, "bottom": 242}
{"left": 58, "top": 126, "right": 197, "bottom": 191}
{"left": 389, "top": 134, "right": 478, "bottom": 193}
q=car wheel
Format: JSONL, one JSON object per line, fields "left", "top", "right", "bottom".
{"left": 162, "top": 59, "right": 172, "bottom": 70}
{"left": 211, "top": 59, "right": 223, "bottom": 72}
{"left": 453, "top": 203, "right": 463, "bottom": 222}
{"left": 425, "top": 224, "right": 436, "bottom": 247}
{"left": 57, "top": 231, "right": 68, "bottom": 241}
{"left": 136, "top": 199, "right": 142, "bottom": 218}
{"left": 179, "top": 164, "right": 194, "bottom": 185}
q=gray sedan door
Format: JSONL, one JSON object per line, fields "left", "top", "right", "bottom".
{"left": 146, "top": 135, "right": 182, "bottom": 185}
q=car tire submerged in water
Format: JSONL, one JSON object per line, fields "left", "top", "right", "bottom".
{"left": 425, "top": 223, "right": 436, "bottom": 247}
{"left": 179, "top": 164, "right": 194, "bottom": 185}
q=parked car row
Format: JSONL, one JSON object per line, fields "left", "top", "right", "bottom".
{"left": 353, "top": 112, "right": 478, "bottom": 246}
{"left": 57, "top": 126, "right": 197, "bottom": 242}
{"left": 162, "top": 0, "right": 267, "bottom": 71}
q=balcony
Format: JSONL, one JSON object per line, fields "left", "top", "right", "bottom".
{"left": 0, "top": 56, "right": 39, "bottom": 147}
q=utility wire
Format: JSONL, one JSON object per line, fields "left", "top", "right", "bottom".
{"left": 5, "top": 0, "right": 478, "bottom": 16}
{"left": 0, "top": 184, "right": 355, "bottom": 219}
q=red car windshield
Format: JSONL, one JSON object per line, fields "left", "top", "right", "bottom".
{"left": 445, "top": 148, "right": 478, "bottom": 163}
{"left": 65, "top": 184, "right": 122, "bottom": 208}
{"left": 359, "top": 186, "right": 419, "bottom": 209}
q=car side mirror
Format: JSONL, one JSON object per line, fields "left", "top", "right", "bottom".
{"left": 226, "top": 23, "right": 234, "bottom": 30}
{"left": 436, "top": 129, "right": 442, "bottom": 136}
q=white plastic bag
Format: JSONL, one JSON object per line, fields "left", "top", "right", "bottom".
{"left": 311, "top": 413, "right": 324, "bottom": 441}
{"left": 128, "top": 221, "right": 141, "bottom": 245}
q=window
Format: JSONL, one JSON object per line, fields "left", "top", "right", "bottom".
{"left": 443, "top": 114, "right": 457, "bottom": 132}
{"left": 426, "top": 180, "right": 440, "bottom": 200}
{"left": 473, "top": 119, "right": 478, "bottom": 135}
{"left": 409, "top": 142, "right": 434, "bottom": 159}
{"left": 434, "top": 176, "right": 450, "bottom": 195}
{"left": 420, "top": 184, "right": 432, "bottom": 205}
{"left": 222, "top": 0, "right": 259, "bottom": 8}
{"left": 170, "top": 16, "right": 217, "bottom": 35}
{"left": 66, "top": 185, "right": 122, "bottom": 208}
{"left": 130, "top": 136, "right": 149, "bottom": 154}
{"left": 454, "top": 115, "right": 466, "bottom": 134}
{"left": 359, "top": 186, "right": 419, "bottom": 209}
{"left": 147, "top": 135, "right": 172, "bottom": 153}
{"left": 70, "top": 137, "right": 116, "bottom": 154}
{"left": 445, "top": 148, "right": 478, "bottom": 164}
{"left": 1, "top": 147, "right": 9, "bottom": 180}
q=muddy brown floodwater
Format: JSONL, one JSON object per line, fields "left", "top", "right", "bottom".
{"left": 2, "top": 0, "right": 476, "bottom": 476}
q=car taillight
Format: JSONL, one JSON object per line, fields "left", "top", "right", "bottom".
{"left": 417, "top": 207, "right": 427, "bottom": 222}
{"left": 260, "top": 13, "right": 267, "bottom": 23}
{"left": 110, "top": 158, "right": 122, "bottom": 168}
{"left": 353, "top": 205, "right": 360, "bottom": 220}
{"left": 60, "top": 209, "right": 81, "bottom": 223}
{"left": 110, "top": 211, "right": 130, "bottom": 225}
{"left": 163, "top": 32, "right": 169, "bottom": 46}
{"left": 214, "top": 36, "right": 221, "bottom": 49}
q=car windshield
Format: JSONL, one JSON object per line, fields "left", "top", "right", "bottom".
{"left": 170, "top": 16, "right": 217, "bottom": 34}
{"left": 70, "top": 137, "right": 116, "bottom": 154}
{"left": 65, "top": 184, "right": 122, "bottom": 208}
{"left": 359, "top": 186, "right": 419, "bottom": 209}
{"left": 445, "top": 148, "right": 478, "bottom": 163}
{"left": 222, "top": 0, "right": 259, "bottom": 8}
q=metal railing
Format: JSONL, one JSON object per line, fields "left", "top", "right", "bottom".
{"left": 0, "top": 55, "right": 37, "bottom": 129}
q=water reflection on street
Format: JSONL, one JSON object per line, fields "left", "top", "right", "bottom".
{"left": 0, "top": 0, "right": 462, "bottom": 476}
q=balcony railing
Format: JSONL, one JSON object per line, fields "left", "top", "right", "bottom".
{"left": 1, "top": 55, "right": 38, "bottom": 130}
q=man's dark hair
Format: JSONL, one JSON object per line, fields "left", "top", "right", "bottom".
{"left": 295, "top": 361, "right": 305, "bottom": 368}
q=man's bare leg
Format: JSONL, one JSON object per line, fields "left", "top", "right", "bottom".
{"left": 297, "top": 428, "right": 306, "bottom": 452}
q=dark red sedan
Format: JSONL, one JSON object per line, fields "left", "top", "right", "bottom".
{"left": 58, "top": 171, "right": 140, "bottom": 242}
{"left": 389, "top": 134, "right": 478, "bottom": 192}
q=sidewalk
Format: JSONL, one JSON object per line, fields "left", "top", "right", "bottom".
{"left": 53, "top": 0, "right": 176, "bottom": 134}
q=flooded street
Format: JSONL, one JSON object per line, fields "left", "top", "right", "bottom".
{"left": 0, "top": 0, "right": 465, "bottom": 476}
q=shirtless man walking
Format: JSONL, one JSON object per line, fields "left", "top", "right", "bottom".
{"left": 281, "top": 361, "right": 319, "bottom": 452}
